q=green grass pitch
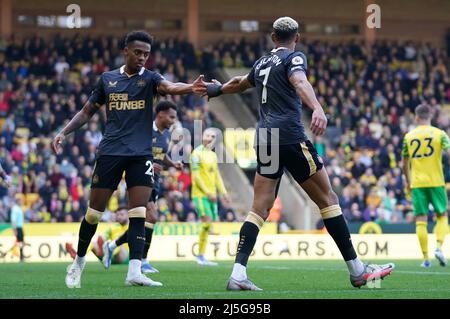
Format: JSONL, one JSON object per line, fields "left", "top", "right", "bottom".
{"left": 1, "top": 260, "right": 449, "bottom": 299}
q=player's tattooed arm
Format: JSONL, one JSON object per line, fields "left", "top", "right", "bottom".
{"left": 51, "top": 101, "right": 99, "bottom": 154}
{"left": 289, "top": 71, "right": 327, "bottom": 136}
{"left": 59, "top": 101, "right": 98, "bottom": 135}
{"left": 158, "top": 75, "right": 206, "bottom": 96}
{"left": 206, "top": 75, "right": 252, "bottom": 98}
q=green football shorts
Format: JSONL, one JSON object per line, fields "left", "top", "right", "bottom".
{"left": 411, "top": 186, "right": 448, "bottom": 216}
{"left": 193, "top": 196, "right": 218, "bottom": 221}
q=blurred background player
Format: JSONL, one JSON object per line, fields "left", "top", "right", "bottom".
{"left": 206, "top": 16, "right": 395, "bottom": 290}
{"left": 10, "top": 195, "right": 25, "bottom": 262}
{"left": 103, "top": 100, "right": 182, "bottom": 274}
{"left": 402, "top": 104, "right": 450, "bottom": 268}
{"left": 190, "top": 128, "right": 229, "bottom": 266}
{"left": 66, "top": 207, "right": 130, "bottom": 265}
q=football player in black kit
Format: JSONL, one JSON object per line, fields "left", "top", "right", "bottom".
{"left": 52, "top": 31, "right": 206, "bottom": 288}
{"left": 205, "top": 17, "right": 395, "bottom": 291}
{"left": 102, "top": 101, "right": 182, "bottom": 274}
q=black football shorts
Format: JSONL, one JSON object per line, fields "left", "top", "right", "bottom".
{"left": 256, "top": 140, "right": 323, "bottom": 184}
{"left": 91, "top": 155, "right": 155, "bottom": 190}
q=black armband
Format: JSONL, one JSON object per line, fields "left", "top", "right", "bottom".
{"left": 207, "top": 84, "right": 223, "bottom": 98}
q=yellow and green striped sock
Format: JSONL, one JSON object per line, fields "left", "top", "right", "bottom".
{"left": 198, "top": 223, "right": 211, "bottom": 256}
{"left": 416, "top": 221, "right": 429, "bottom": 260}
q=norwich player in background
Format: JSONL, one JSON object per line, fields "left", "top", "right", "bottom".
{"left": 403, "top": 104, "right": 450, "bottom": 268}
{"left": 66, "top": 207, "right": 130, "bottom": 265}
{"left": 190, "top": 128, "right": 229, "bottom": 266}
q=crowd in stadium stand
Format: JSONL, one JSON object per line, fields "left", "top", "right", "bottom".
{"left": 1, "top": 34, "right": 449, "bottom": 226}
{"left": 0, "top": 34, "right": 234, "bottom": 223}
{"left": 307, "top": 40, "right": 450, "bottom": 224}
{"left": 200, "top": 37, "right": 264, "bottom": 72}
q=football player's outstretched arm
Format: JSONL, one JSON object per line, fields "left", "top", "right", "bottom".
{"left": 158, "top": 75, "right": 207, "bottom": 96}
{"left": 289, "top": 71, "right": 327, "bottom": 136}
{"left": 52, "top": 101, "right": 99, "bottom": 154}
{"left": 206, "top": 74, "right": 253, "bottom": 98}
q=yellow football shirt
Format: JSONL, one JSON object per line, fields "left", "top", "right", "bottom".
{"left": 402, "top": 125, "right": 450, "bottom": 188}
{"left": 104, "top": 223, "right": 129, "bottom": 253}
{"left": 190, "top": 145, "right": 226, "bottom": 198}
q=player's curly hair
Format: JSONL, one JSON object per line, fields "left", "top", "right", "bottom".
{"left": 125, "top": 30, "right": 153, "bottom": 47}
{"left": 155, "top": 100, "right": 177, "bottom": 115}
{"left": 273, "top": 17, "right": 298, "bottom": 43}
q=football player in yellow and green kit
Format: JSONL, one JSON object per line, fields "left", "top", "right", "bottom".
{"left": 190, "top": 128, "right": 229, "bottom": 266}
{"left": 101, "top": 207, "right": 130, "bottom": 265}
{"left": 66, "top": 207, "right": 129, "bottom": 264}
{"left": 402, "top": 104, "right": 450, "bottom": 268}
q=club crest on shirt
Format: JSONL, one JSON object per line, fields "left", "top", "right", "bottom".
{"left": 137, "top": 79, "right": 146, "bottom": 87}
{"left": 291, "top": 56, "right": 304, "bottom": 65}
